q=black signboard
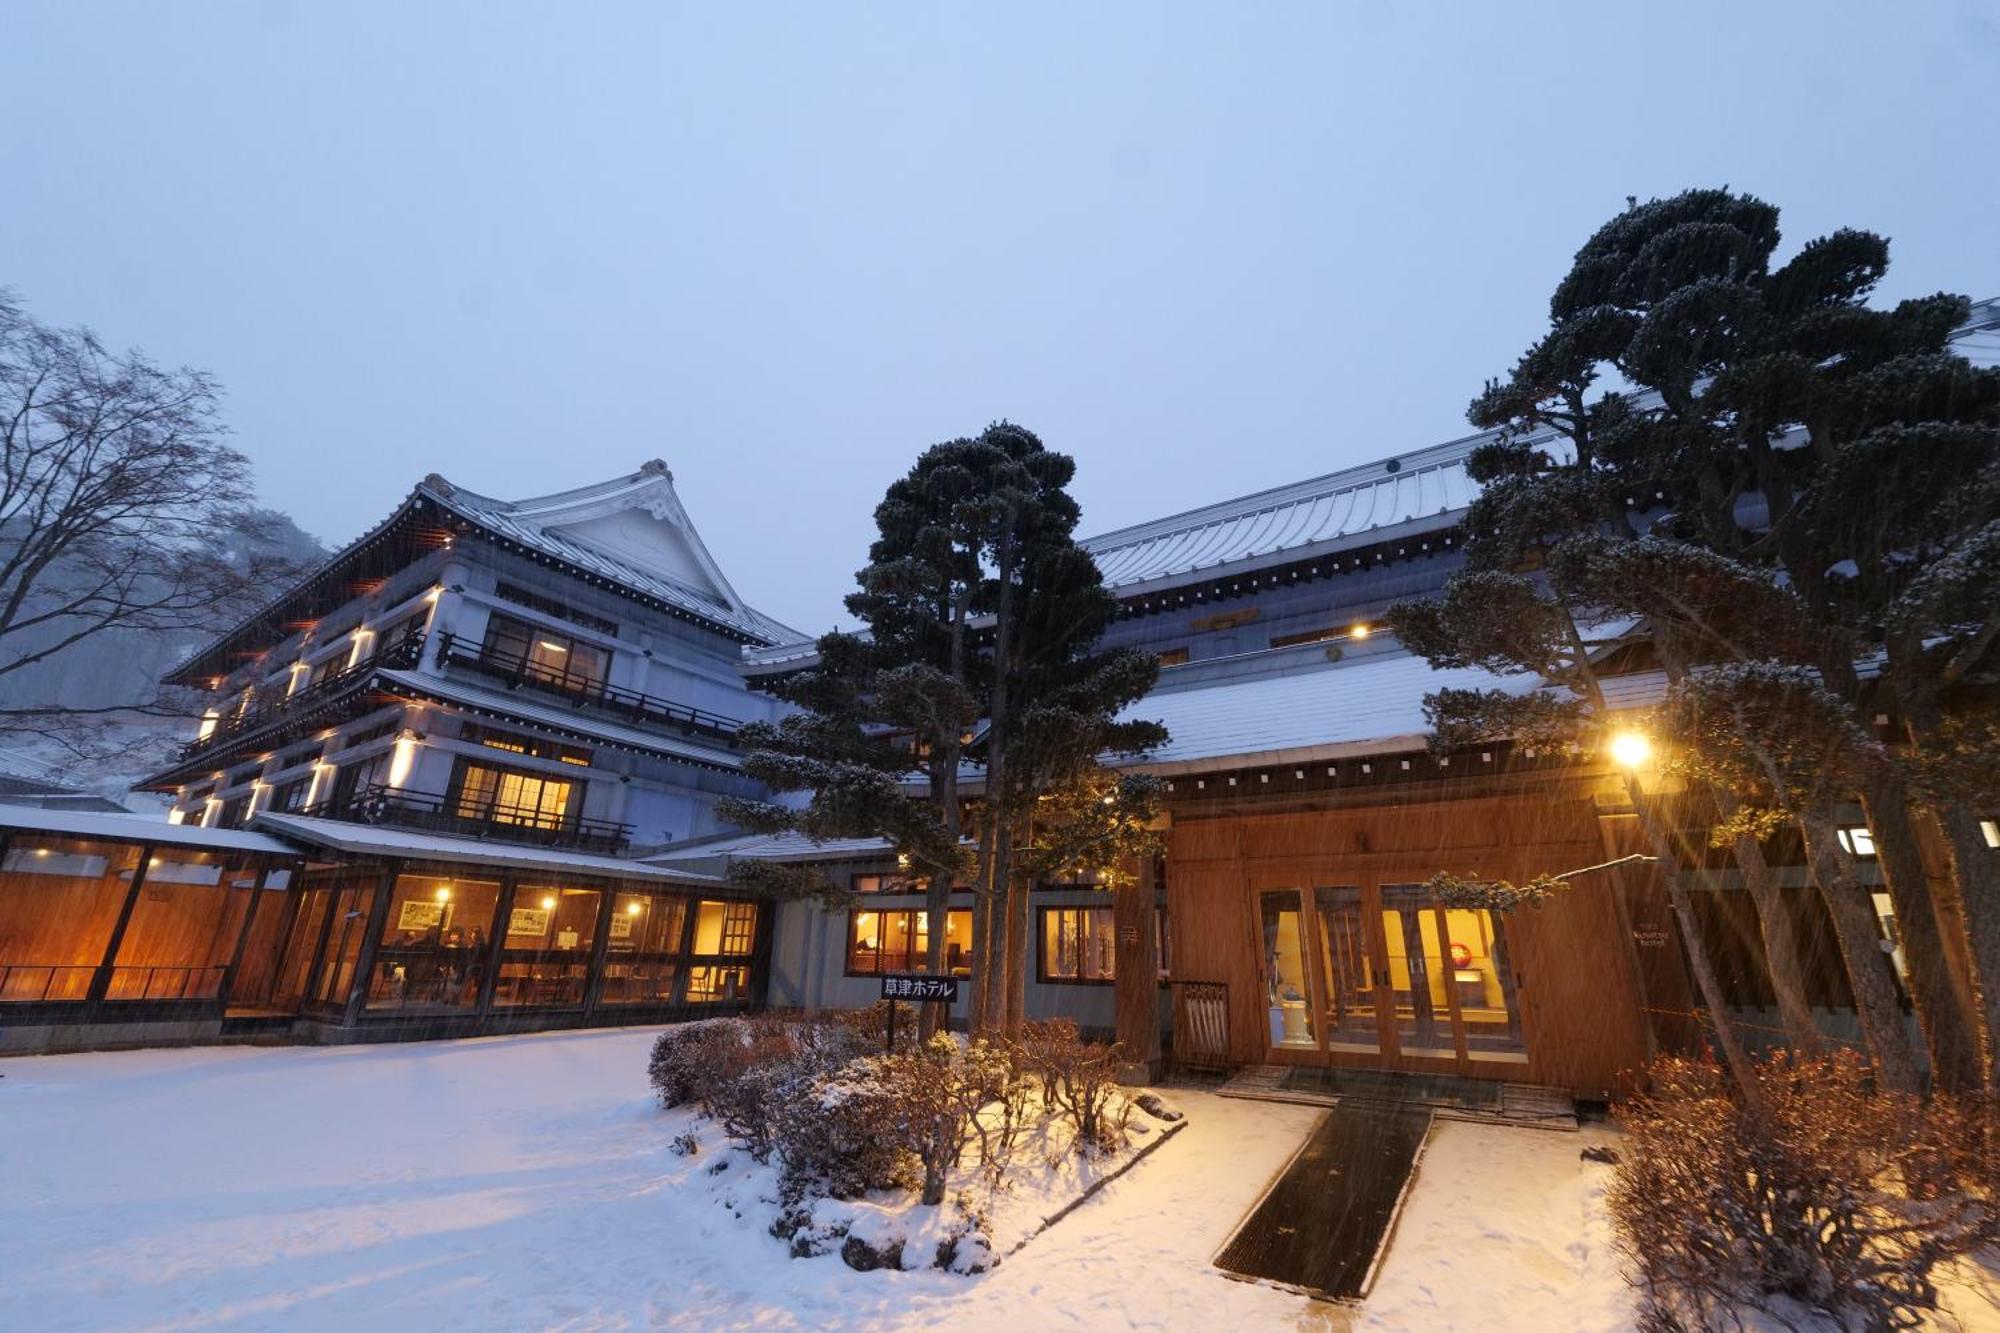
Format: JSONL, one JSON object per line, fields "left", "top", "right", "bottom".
{"left": 879, "top": 973, "right": 959, "bottom": 1003}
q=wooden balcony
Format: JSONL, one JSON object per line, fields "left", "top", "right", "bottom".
{"left": 433, "top": 630, "right": 744, "bottom": 743}
{"left": 302, "top": 783, "right": 634, "bottom": 855}
{"left": 179, "top": 623, "right": 427, "bottom": 763}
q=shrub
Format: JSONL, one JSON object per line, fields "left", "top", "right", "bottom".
{"left": 647, "top": 1019, "right": 748, "bottom": 1109}
{"left": 1609, "top": 1051, "right": 2000, "bottom": 1331}
{"left": 774, "top": 1056, "right": 921, "bottom": 1202}
{"left": 1009, "top": 1018, "right": 1129, "bottom": 1154}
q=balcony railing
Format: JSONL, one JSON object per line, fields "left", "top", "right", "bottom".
{"left": 181, "top": 623, "right": 428, "bottom": 762}
{"left": 303, "top": 783, "right": 634, "bottom": 854}
{"left": 433, "top": 630, "right": 744, "bottom": 744}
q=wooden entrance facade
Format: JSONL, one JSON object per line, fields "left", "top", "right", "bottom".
{"left": 1162, "top": 782, "right": 1657, "bottom": 1099}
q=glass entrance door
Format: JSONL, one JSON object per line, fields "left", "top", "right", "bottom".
{"left": 1312, "top": 886, "right": 1387, "bottom": 1053}
{"left": 1257, "top": 878, "right": 1528, "bottom": 1071}
{"left": 1380, "top": 884, "right": 1527, "bottom": 1065}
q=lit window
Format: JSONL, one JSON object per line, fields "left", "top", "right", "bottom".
{"left": 1037, "top": 906, "right": 1170, "bottom": 983}
{"left": 1837, "top": 826, "right": 1876, "bottom": 857}
{"left": 846, "top": 908, "right": 970, "bottom": 975}
{"left": 1982, "top": 819, "right": 1999, "bottom": 850}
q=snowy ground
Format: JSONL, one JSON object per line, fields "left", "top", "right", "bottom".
{"left": 1, "top": 1028, "right": 1990, "bottom": 1331}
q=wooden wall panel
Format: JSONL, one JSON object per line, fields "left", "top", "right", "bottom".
{"left": 1166, "top": 788, "right": 1655, "bottom": 1094}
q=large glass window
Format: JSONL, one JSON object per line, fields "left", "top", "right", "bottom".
{"left": 846, "top": 907, "right": 970, "bottom": 976}
{"left": 104, "top": 853, "right": 267, "bottom": 1001}
{"left": 453, "top": 761, "right": 576, "bottom": 832}
{"left": 686, "top": 899, "right": 759, "bottom": 1003}
{"left": 598, "top": 892, "right": 690, "bottom": 1006}
{"left": 1259, "top": 889, "right": 1316, "bottom": 1049}
{"left": 312, "top": 881, "right": 378, "bottom": 1011}
{"left": 493, "top": 885, "right": 601, "bottom": 1007}
{"left": 0, "top": 837, "right": 143, "bottom": 1002}
{"left": 1037, "top": 905, "right": 1169, "bottom": 984}
{"left": 226, "top": 878, "right": 296, "bottom": 1011}
{"left": 483, "top": 614, "right": 610, "bottom": 693}
{"left": 366, "top": 875, "right": 502, "bottom": 1011}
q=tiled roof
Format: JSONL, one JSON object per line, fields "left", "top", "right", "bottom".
{"left": 0, "top": 805, "right": 298, "bottom": 855}
{"left": 421, "top": 469, "right": 808, "bottom": 648}
{"left": 1078, "top": 433, "right": 1497, "bottom": 595}
{"left": 1112, "top": 649, "right": 1544, "bottom": 771}
{"left": 645, "top": 830, "right": 897, "bottom": 864}
{"left": 253, "top": 813, "right": 725, "bottom": 884}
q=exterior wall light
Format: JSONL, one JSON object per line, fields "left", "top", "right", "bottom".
{"left": 1609, "top": 731, "right": 1653, "bottom": 768}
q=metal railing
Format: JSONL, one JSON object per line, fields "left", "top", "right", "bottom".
{"left": 304, "top": 782, "right": 634, "bottom": 854}
{"left": 180, "top": 623, "right": 427, "bottom": 761}
{"left": 434, "top": 630, "right": 745, "bottom": 743}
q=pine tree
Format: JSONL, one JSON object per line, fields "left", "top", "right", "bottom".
{"left": 1405, "top": 188, "right": 1999, "bottom": 1091}
{"left": 723, "top": 423, "right": 1164, "bottom": 1038}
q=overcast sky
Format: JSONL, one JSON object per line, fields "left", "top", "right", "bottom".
{"left": 4, "top": 3, "right": 1995, "bottom": 634}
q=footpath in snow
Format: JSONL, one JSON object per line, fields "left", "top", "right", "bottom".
{"left": 0, "top": 1026, "right": 1643, "bottom": 1330}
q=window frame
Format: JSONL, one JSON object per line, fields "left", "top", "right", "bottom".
{"left": 1034, "top": 904, "right": 1171, "bottom": 986}
{"left": 844, "top": 907, "right": 972, "bottom": 977}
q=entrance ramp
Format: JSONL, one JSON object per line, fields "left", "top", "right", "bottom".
{"left": 1217, "top": 1064, "right": 1578, "bottom": 1130}
{"left": 1213, "top": 1101, "right": 1434, "bottom": 1301}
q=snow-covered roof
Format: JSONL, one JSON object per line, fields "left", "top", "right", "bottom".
{"left": 1112, "top": 649, "right": 1541, "bottom": 773}
{"left": 1078, "top": 432, "right": 1498, "bottom": 596}
{"left": 1954, "top": 296, "right": 2000, "bottom": 370}
{"left": 171, "top": 462, "right": 809, "bottom": 686}
{"left": 644, "top": 830, "right": 897, "bottom": 865}
{"left": 252, "top": 813, "right": 726, "bottom": 885}
{"left": 377, "top": 668, "right": 744, "bottom": 773}
{"left": 418, "top": 464, "right": 808, "bottom": 649}
{"left": 0, "top": 804, "right": 299, "bottom": 855}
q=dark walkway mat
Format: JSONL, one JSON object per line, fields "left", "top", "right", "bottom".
{"left": 1276, "top": 1065, "right": 1503, "bottom": 1111}
{"left": 1214, "top": 1102, "right": 1434, "bottom": 1300}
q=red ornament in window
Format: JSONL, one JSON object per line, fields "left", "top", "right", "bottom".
{"left": 1449, "top": 941, "right": 1473, "bottom": 969}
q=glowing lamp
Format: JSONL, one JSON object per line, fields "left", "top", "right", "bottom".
{"left": 626, "top": 901, "right": 644, "bottom": 916}
{"left": 541, "top": 895, "right": 557, "bottom": 911}
{"left": 1350, "top": 623, "right": 1371, "bottom": 640}
{"left": 1609, "top": 731, "right": 1653, "bottom": 768}
{"left": 434, "top": 886, "right": 452, "bottom": 903}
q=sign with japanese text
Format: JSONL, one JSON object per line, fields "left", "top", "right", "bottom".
{"left": 879, "top": 973, "right": 959, "bottom": 1003}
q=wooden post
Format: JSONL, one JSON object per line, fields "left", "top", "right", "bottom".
{"left": 580, "top": 879, "right": 617, "bottom": 1019}
{"left": 1113, "top": 854, "right": 1163, "bottom": 1084}
{"left": 342, "top": 862, "right": 401, "bottom": 1027}
{"left": 87, "top": 842, "right": 156, "bottom": 1003}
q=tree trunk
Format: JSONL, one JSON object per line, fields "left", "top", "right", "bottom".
{"left": 1933, "top": 800, "right": 2000, "bottom": 1090}
{"left": 1713, "top": 789, "right": 1821, "bottom": 1053}
{"left": 985, "top": 822, "right": 1014, "bottom": 1034}
{"left": 1003, "top": 823, "right": 1029, "bottom": 1035}
{"left": 1861, "top": 773, "right": 1983, "bottom": 1091}
{"left": 1628, "top": 776, "right": 1761, "bottom": 1098}
{"left": 1799, "top": 810, "right": 1922, "bottom": 1093}
{"left": 969, "top": 875, "right": 998, "bottom": 1034}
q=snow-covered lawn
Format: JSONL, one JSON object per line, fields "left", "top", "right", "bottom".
{"left": 11, "top": 1025, "right": 1980, "bottom": 1331}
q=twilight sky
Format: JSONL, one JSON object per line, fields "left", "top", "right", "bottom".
{"left": 4, "top": 3, "right": 1996, "bottom": 635}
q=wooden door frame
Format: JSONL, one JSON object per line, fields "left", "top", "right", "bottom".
{"left": 1244, "top": 862, "right": 1534, "bottom": 1079}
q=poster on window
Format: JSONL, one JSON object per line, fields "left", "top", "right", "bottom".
{"left": 609, "top": 914, "right": 633, "bottom": 940}
{"left": 398, "top": 900, "right": 448, "bottom": 932}
{"left": 507, "top": 907, "right": 551, "bottom": 938}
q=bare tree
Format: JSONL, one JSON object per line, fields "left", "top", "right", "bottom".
{"left": 0, "top": 289, "right": 296, "bottom": 760}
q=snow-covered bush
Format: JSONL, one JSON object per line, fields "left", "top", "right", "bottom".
{"left": 1009, "top": 1018, "right": 1129, "bottom": 1154}
{"left": 647, "top": 1019, "right": 749, "bottom": 1109}
{"left": 1610, "top": 1052, "right": 1999, "bottom": 1331}
{"left": 773, "top": 1057, "right": 921, "bottom": 1202}
{"left": 651, "top": 1015, "right": 875, "bottom": 1161}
